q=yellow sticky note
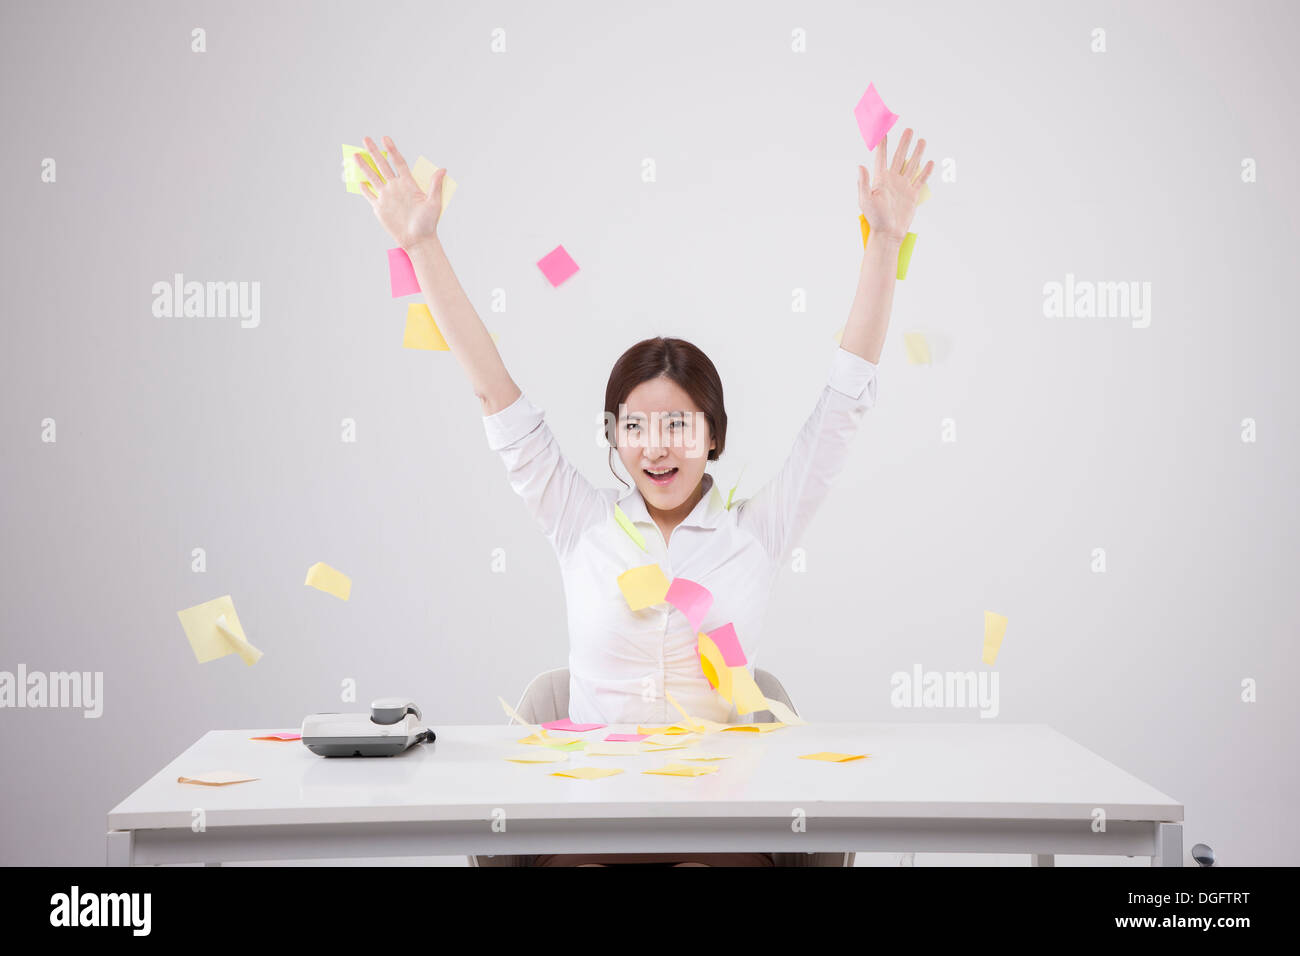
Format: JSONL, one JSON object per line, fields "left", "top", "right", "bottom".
{"left": 833, "top": 327, "right": 844, "bottom": 345}
{"left": 725, "top": 465, "right": 746, "bottom": 510}
{"left": 617, "top": 563, "right": 670, "bottom": 610}
{"left": 584, "top": 742, "right": 648, "bottom": 756}
{"left": 664, "top": 691, "right": 705, "bottom": 733}
{"left": 403, "top": 303, "right": 449, "bottom": 351}
{"left": 678, "top": 752, "right": 730, "bottom": 761}
{"left": 498, "top": 695, "right": 549, "bottom": 742}
{"left": 642, "top": 743, "right": 689, "bottom": 752}
{"left": 215, "top": 613, "right": 262, "bottom": 666}
{"left": 504, "top": 751, "right": 568, "bottom": 763}
{"left": 859, "top": 215, "right": 918, "bottom": 279}
{"left": 178, "top": 595, "right": 249, "bottom": 664}
{"left": 903, "top": 331, "right": 931, "bottom": 365}
{"left": 637, "top": 726, "right": 671, "bottom": 736}
{"left": 342, "top": 144, "right": 388, "bottom": 194}
{"left": 730, "top": 666, "right": 766, "bottom": 716}
{"left": 697, "top": 633, "right": 733, "bottom": 702}
{"left": 305, "top": 562, "right": 351, "bottom": 600}
{"left": 760, "top": 697, "right": 807, "bottom": 726}
{"left": 177, "top": 771, "right": 259, "bottom": 786}
{"left": 722, "top": 722, "right": 786, "bottom": 734}
{"left": 517, "top": 732, "right": 553, "bottom": 746}
{"left": 982, "top": 611, "right": 1008, "bottom": 665}
{"left": 550, "top": 766, "right": 624, "bottom": 780}
{"left": 799, "top": 752, "right": 869, "bottom": 762}
{"left": 643, "top": 733, "right": 700, "bottom": 746}
{"left": 918, "top": 182, "right": 933, "bottom": 204}
{"left": 410, "top": 156, "right": 457, "bottom": 211}
{"left": 642, "top": 762, "right": 719, "bottom": 777}
{"left": 614, "top": 505, "right": 647, "bottom": 551}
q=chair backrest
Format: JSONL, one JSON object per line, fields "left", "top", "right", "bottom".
{"left": 511, "top": 667, "right": 797, "bottom": 725}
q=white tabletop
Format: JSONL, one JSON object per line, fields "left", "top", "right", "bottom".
{"left": 107, "top": 722, "right": 1182, "bottom": 830}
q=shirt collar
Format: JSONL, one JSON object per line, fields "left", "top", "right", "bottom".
{"left": 616, "top": 471, "right": 727, "bottom": 531}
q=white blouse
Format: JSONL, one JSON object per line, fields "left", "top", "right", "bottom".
{"left": 482, "top": 346, "right": 879, "bottom": 725}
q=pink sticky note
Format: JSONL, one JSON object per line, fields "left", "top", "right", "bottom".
{"left": 666, "top": 577, "right": 713, "bottom": 632}
{"left": 537, "top": 245, "right": 579, "bottom": 287}
{"left": 388, "top": 247, "right": 420, "bottom": 297}
{"left": 706, "top": 622, "right": 747, "bottom": 667}
{"left": 250, "top": 733, "right": 301, "bottom": 741}
{"left": 605, "top": 733, "right": 649, "bottom": 742}
{"left": 854, "top": 83, "right": 898, "bottom": 151}
{"left": 542, "top": 718, "right": 607, "bottom": 732}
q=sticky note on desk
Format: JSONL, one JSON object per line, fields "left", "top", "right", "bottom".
{"left": 409, "top": 156, "right": 457, "bottom": 211}
{"left": 550, "top": 766, "right": 623, "bottom": 780}
{"left": 854, "top": 83, "right": 898, "bottom": 150}
{"left": 178, "top": 595, "right": 252, "bottom": 664}
{"left": 721, "top": 722, "right": 786, "bottom": 733}
{"left": 605, "top": 733, "right": 649, "bottom": 742}
{"left": 982, "top": 610, "right": 1008, "bottom": 665}
{"left": 679, "top": 752, "right": 730, "bottom": 761}
{"left": 904, "top": 331, "right": 931, "bottom": 365}
{"left": 305, "top": 562, "right": 351, "bottom": 600}
{"left": 537, "top": 245, "right": 579, "bottom": 287}
{"left": 584, "top": 741, "right": 648, "bottom": 756}
{"left": 666, "top": 578, "right": 713, "bottom": 632}
{"left": 388, "top": 247, "right": 420, "bottom": 297}
{"left": 643, "top": 762, "right": 719, "bottom": 777}
{"left": 542, "top": 718, "right": 606, "bottom": 732}
{"left": 544, "top": 740, "right": 587, "bottom": 752}
{"left": 177, "top": 770, "right": 259, "bottom": 786}
{"left": 505, "top": 750, "right": 568, "bottom": 763}
{"left": 618, "top": 564, "right": 670, "bottom": 610}
{"left": 250, "top": 733, "right": 301, "bottom": 741}
{"left": 799, "top": 752, "right": 870, "bottom": 762}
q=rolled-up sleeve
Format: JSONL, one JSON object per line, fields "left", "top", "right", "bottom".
{"left": 483, "top": 392, "right": 607, "bottom": 559}
{"left": 737, "top": 347, "right": 878, "bottom": 561}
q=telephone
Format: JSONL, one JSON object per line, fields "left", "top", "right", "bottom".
{"left": 301, "top": 697, "right": 436, "bottom": 757}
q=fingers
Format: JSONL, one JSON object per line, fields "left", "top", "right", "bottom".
{"left": 382, "top": 135, "right": 412, "bottom": 179}
{"left": 891, "top": 128, "right": 913, "bottom": 174}
{"left": 905, "top": 138, "right": 926, "bottom": 183}
{"left": 427, "top": 167, "right": 446, "bottom": 203}
{"left": 359, "top": 179, "right": 378, "bottom": 201}
{"left": 873, "top": 133, "right": 887, "bottom": 183}
{"left": 363, "top": 135, "right": 397, "bottom": 181}
{"left": 915, "top": 159, "right": 935, "bottom": 187}
{"left": 353, "top": 152, "right": 382, "bottom": 193}
{"left": 859, "top": 164, "right": 870, "bottom": 193}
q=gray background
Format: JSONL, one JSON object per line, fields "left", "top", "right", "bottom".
{"left": 1, "top": 0, "right": 1296, "bottom": 866}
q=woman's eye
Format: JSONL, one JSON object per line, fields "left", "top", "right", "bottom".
{"left": 624, "top": 422, "right": 639, "bottom": 431}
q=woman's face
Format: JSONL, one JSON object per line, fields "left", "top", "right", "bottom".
{"left": 615, "top": 375, "right": 715, "bottom": 511}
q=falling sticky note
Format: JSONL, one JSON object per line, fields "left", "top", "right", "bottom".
{"left": 666, "top": 578, "right": 713, "bottom": 632}
{"left": 613, "top": 504, "right": 647, "bottom": 551}
{"left": 799, "top": 752, "right": 870, "bottom": 762}
{"left": 388, "top": 247, "right": 420, "bottom": 297}
{"left": 918, "top": 182, "right": 933, "bottom": 204}
{"left": 617, "top": 564, "right": 670, "bottom": 610}
{"left": 305, "top": 562, "right": 351, "bottom": 601}
{"left": 537, "top": 245, "right": 579, "bottom": 287}
{"left": 721, "top": 722, "right": 786, "bottom": 734}
{"left": 761, "top": 697, "right": 808, "bottom": 726}
{"left": 706, "top": 623, "right": 747, "bottom": 667}
{"left": 498, "top": 695, "right": 549, "bottom": 740}
{"left": 550, "top": 766, "right": 623, "bottom": 780}
{"left": 903, "top": 331, "right": 931, "bottom": 365}
{"left": 403, "top": 303, "right": 449, "bottom": 351}
{"left": 342, "top": 144, "right": 388, "bottom": 193}
{"left": 643, "top": 762, "right": 719, "bottom": 777}
{"left": 177, "top": 595, "right": 252, "bottom": 664}
{"left": 249, "top": 733, "right": 300, "bottom": 741}
{"left": 605, "top": 733, "right": 648, "bottom": 742}
{"left": 860, "top": 216, "right": 918, "bottom": 280}
{"left": 544, "top": 740, "right": 587, "bottom": 752}
{"left": 664, "top": 690, "right": 705, "bottom": 733}
{"left": 697, "top": 633, "right": 734, "bottom": 702}
{"left": 896, "top": 232, "right": 917, "bottom": 280}
{"left": 409, "top": 156, "right": 457, "bottom": 211}
{"left": 730, "top": 666, "right": 767, "bottom": 716}
{"left": 504, "top": 750, "right": 568, "bottom": 763}
{"left": 726, "top": 466, "right": 747, "bottom": 510}
{"left": 214, "top": 614, "right": 263, "bottom": 666}
{"left": 177, "top": 771, "right": 259, "bottom": 786}
{"left": 542, "top": 718, "right": 606, "bottom": 732}
{"left": 854, "top": 83, "right": 898, "bottom": 151}
{"left": 982, "top": 611, "right": 1008, "bottom": 665}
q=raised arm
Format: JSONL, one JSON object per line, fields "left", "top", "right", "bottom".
{"left": 840, "top": 127, "right": 933, "bottom": 363}
{"left": 353, "top": 135, "right": 520, "bottom": 415}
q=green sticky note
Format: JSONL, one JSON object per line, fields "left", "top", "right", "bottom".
{"left": 896, "top": 232, "right": 917, "bottom": 280}
{"left": 614, "top": 504, "right": 647, "bottom": 551}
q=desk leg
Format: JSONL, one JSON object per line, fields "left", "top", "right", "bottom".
{"left": 107, "top": 830, "right": 133, "bottom": 867}
{"left": 1031, "top": 854, "right": 1055, "bottom": 866}
{"left": 1152, "top": 823, "right": 1182, "bottom": 867}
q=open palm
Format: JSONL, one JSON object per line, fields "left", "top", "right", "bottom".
{"left": 858, "top": 127, "right": 933, "bottom": 243}
{"left": 354, "top": 135, "right": 446, "bottom": 250}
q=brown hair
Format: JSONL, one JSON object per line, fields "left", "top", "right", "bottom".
{"left": 604, "top": 337, "right": 727, "bottom": 489}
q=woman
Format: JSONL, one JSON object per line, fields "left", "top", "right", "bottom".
{"left": 354, "top": 131, "right": 932, "bottom": 866}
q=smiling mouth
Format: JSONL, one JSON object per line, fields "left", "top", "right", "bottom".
{"left": 643, "top": 467, "right": 678, "bottom": 485}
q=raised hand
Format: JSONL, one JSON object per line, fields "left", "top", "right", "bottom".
{"left": 857, "top": 127, "right": 933, "bottom": 243}
{"left": 354, "top": 135, "right": 446, "bottom": 251}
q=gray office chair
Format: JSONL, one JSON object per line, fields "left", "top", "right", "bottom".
{"left": 470, "top": 668, "right": 855, "bottom": 867}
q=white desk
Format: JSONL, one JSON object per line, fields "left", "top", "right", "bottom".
{"left": 107, "top": 722, "right": 1184, "bottom": 866}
